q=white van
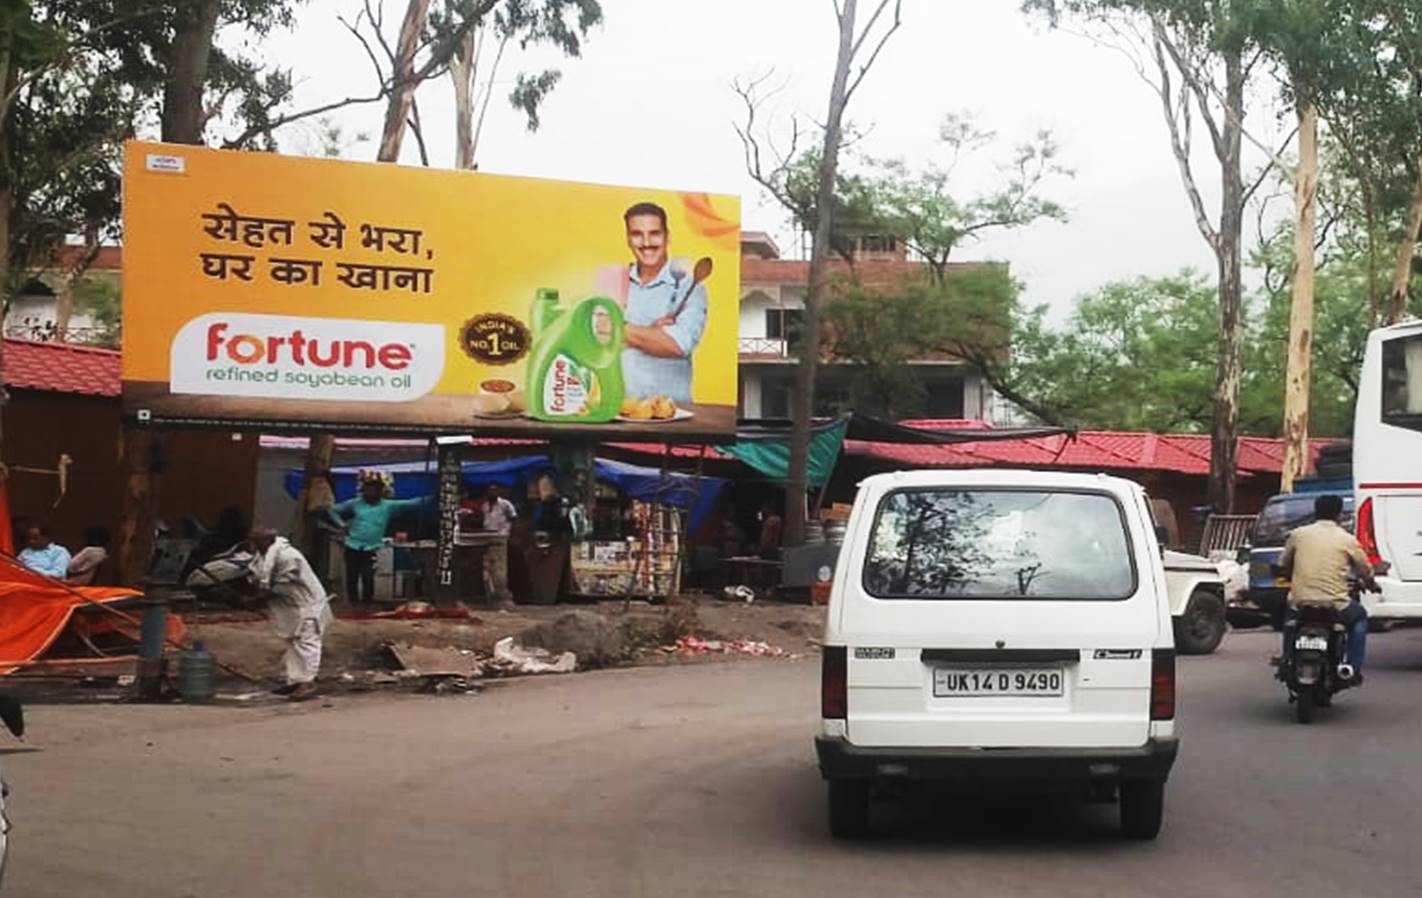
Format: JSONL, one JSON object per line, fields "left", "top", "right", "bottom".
{"left": 816, "top": 470, "right": 1178, "bottom": 840}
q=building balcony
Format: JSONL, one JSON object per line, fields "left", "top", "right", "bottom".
{"left": 738, "top": 337, "right": 794, "bottom": 358}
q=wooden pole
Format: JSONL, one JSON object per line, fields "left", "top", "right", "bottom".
{"left": 1280, "top": 103, "right": 1320, "bottom": 493}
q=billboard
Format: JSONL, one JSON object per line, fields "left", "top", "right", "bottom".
{"left": 121, "top": 142, "right": 741, "bottom": 438}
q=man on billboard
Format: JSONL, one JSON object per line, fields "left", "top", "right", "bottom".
{"left": 618, "top": 202, "right": 707, "bottom": 405}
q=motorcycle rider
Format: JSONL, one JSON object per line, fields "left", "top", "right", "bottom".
{"left": 1277, "top": 494, "right": 1377, "bottom": 680}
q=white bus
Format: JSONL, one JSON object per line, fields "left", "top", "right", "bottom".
{"left": 1354, "top": 320, "right": 1422, "bottom": 621}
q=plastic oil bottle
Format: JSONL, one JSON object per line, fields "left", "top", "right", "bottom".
{"left": 526, "top": 288, "right": 626, "bottom": 423}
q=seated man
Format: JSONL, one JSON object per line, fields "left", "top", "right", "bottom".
{"left": 1278, "top": 495, "right": 1375, "bottom": 678}
{"left": 18, "top": 524, "right": 71, "bottom": 579}
{"left": 66, "top": 526, "right": 110, "bottom": 586}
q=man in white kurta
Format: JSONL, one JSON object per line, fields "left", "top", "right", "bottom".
{"left": 251, "top": 529, "right": 333, "bottom": 699}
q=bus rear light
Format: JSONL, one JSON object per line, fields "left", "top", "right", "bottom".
{"left": 1357, "top": 497, "right": 1385, "bottom": 568}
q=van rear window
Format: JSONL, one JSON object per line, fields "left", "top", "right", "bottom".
{"left": 862, "top": 489, "right": 1137, "bottom": 600}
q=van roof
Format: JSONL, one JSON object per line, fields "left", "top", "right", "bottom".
{"left": 858, "top": 468, "right": 1141, "bottom": 496}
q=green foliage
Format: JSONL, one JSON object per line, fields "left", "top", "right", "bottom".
{"left": 72, "top": 272, "right": 122, "bottom": 346}
{"left": 828, "top": 265, "right": 1046, "bottom": 421}
{"left": 757, "top": 113, "right": 1068, "bottom": 269}
{"left": 1241, "top": 223, "right": 1379, "bottom": 438}
{"left": 429, "top": 0, "right": 602, "bottom": 133}
{"left": 870, "top": 114, "right": 1070, "bottom": 280}
{"left": 1010, "top": 273, "right": 1221, "bottom": 431}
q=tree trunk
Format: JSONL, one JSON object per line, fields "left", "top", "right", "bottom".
{"left": 53, "top": 272, "right": 74, "bottom": 342}
{"left": 784, "top": 0, "right": 859, "bottom": 548}
{"left": 116, "top": 430, "right": 158, "bottom": 584}
{"left": 452, "top": 29, "right": 477, "bottom": 170}
{"left": 160, "top": 0, "right": 221, "bottom": 144}
{"left": 1208, "top": 51, "right": 1245, "bottom": 514}
{"left": 1281, "top": 103, "right": 1320, "bottom": 492}
{"left": 294, "top": 435, "right": 334, "bottom": 565}
{"left": 378, "top": 0, "right": 433, "bottom": 162}
{"left": 118, "top": 0, "right": 224, "bottom": 582}
{"left": 1384, "top": 157, "right": 1422, "bottom": 326}
{"left": 295, "top": 0, "right": 430, "bottom": 577}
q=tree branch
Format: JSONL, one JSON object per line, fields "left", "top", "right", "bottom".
{"left": 470, "top": 30, "right": 512, "bottom": 166}
{"left": 1242, "top": 125, "right": 1299, "bottom": 206}
{"left": 223, "top": 93, "right": 389, "bottom": 149}
{"left": 341, "top": 9, "right": 388, "bottom": 86}
{"left": 843, "top": 0, "right": 902, "bottom": 103}
{"left": 1153, "top": 18, "right": 1224, "bottom": 159}
{"left": 1152, "top": 31, "right": 1218, "bottom": 249}
{"left": 408, "top": 96, "right": 430, "bottom": 166}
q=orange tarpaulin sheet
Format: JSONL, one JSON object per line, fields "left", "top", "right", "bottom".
{"left": 0, "top": 555, "right": 183, "bottom": 675}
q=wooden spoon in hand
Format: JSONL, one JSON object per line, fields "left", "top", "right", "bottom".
{"left": 668, "top": 257, "right": 713, "bottom": 321}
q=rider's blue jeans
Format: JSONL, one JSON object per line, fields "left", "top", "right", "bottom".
{"left": 1284, "top": 602, "right": 1368, "bottom": 669}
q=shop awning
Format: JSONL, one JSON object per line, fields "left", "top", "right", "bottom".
{"left": 716, "top": 415, "right": 1072, "bottom": 488}
{"left": 284, "top": 454, "right": 727, "bottom": 534}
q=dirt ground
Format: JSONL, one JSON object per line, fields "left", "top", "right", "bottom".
{"left": 184, "top": 597, "right": 827, "bottom": 686}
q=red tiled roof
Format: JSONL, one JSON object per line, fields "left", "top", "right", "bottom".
{"left": 845, "top": 428, "right": 1332, "bottom": 478}
{"left": 3, "top": 338, "right": 121, "bottom": 397}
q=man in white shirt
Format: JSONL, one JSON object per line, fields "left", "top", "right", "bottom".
{"left": 18, "top": 524, "right": 70, "bottom": 579}
{"left": 480, "top": 485, "right": 517, "bottom": 606}
{"left": 250, "top": 528, "right": 334, "bottom": 701}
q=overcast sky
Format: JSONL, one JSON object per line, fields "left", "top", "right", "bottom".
{"left": 261, "top": 0, "right": 1291, "bottom": 316}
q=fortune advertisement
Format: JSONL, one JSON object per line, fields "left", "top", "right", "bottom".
{"left": 121, "top": 141, "right": 741, "bottom": 437}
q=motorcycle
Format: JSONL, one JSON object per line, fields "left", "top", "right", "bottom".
{"left": 1278, "top": 600, "right": 1356, "bottom": 724}
{"left": 1273, "top": 561, "right": 1385, "bottom": 724}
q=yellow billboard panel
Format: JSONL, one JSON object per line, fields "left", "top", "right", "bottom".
{"left": 122, "top": 142, "right": 741, "bottom": 437}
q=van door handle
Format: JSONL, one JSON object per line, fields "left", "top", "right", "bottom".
{"left": 920, "top": 649, "right": 1080, "bottom": 664}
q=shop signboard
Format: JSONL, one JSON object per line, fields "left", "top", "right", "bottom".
{"left": 121, "top": 142, "right": 741, "bottom": 437}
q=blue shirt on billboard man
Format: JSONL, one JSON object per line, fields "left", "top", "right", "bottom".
{"left": 619, "top": 202, "right": 707, "bottom": 405}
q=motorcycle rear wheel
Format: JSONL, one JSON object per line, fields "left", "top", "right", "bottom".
{"left": 1295, "top": 688, "right": 1316, "bottom": 724}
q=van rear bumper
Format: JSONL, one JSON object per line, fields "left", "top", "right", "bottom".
{"left": 815, "top": 736, "right": 1178, "bottom": 784}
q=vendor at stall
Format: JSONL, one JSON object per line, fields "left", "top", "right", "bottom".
{"left": 478, "top": 484, "right": 517, "bottom": 606}
{"left": 326, "top": 473, "right": 427, "bottom": 608}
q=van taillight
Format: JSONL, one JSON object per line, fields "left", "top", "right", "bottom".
{"left": 822, "top": 646, "right": 847, "bottom": 720}
{"left": 1357, "top": 498, "right": 1384, "bottom": 567}
{"left": 1151, "top": 649, "right": 1176, "bottom": 721}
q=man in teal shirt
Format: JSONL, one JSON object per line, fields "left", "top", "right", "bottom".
{"left": 327, "top": 478, "right": 425, "bottom": 608}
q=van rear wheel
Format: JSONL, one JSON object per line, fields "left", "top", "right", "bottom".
{"left": 1119, "top": 781, "right": 1165, "bottom": 840}
{"left": 827, "top": 779, "right": 870, "bottom": 839}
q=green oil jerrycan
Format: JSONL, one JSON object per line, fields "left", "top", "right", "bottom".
{"left": 527, "top": 288, "right": 625, "bottom": 422}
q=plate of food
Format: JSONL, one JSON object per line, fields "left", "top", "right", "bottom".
{"left": 471, "top": 378, "right": 527, "bottom": 419}
{"left": 618, "top": 395, "right": 693, "bottom": 423}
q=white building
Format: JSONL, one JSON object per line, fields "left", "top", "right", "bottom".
{"left": 736, "top": 231, "right": 995, "bottom": 421}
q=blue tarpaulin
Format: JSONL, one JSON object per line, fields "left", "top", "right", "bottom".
{"left": 284, "top": 454, "right": 726, "bottom": 534}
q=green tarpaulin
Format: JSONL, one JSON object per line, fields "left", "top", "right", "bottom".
{"left": 717, "top": 418, "right": 849, "bottom": 488}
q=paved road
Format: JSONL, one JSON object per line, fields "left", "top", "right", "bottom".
{"left": 6, "top": 627, "right": 1422, "bottom": 897}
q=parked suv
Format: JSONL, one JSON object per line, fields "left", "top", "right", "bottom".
{"left": 816, "top": 470, "right": 1178, "bottom": 840}
{"left": 1235, "top": 491, "right": 1354, "bottom": 630}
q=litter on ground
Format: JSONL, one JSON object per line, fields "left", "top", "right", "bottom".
{"left": 665, "top": 635, "right": 786, "bottom": 657}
